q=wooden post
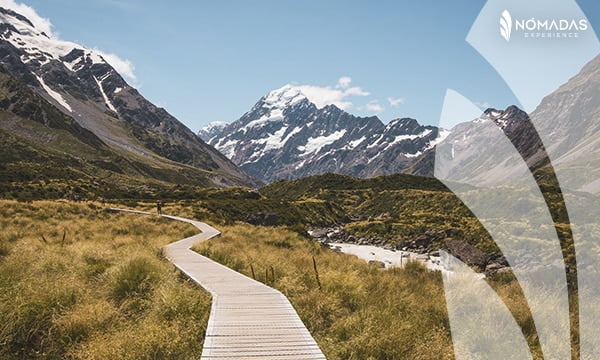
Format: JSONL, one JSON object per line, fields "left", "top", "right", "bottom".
{"left": 265, "top": 268, "right": 269, "bottom": 284}
{"left": 312, "top": 256, "right": 322, "bottom": 290}
{"left": 250, "top": 264, "right": 256, "bottom": 279}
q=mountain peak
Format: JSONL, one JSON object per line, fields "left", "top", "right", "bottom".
{"left": 0, "top": 7, "right": 101, "bottom": 70}
{"left": 263, "top": 84, "right": 308, "bottom": 109}
{"left": 482, "top": 105, "right": 529, "bottom": 130}
{"left": 0, "top": 7, "right": 36, "bottom": 34}
{"left": 198, "top": 121, "right": 228, "bottom": 142}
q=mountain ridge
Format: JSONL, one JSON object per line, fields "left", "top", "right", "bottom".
{"left": 0, "top": 6, "right": 259, "bottom": 188}
{"left": 209, "top": 84, "right": 447, "bottom": 183}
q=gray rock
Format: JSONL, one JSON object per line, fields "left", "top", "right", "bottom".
{"left": 368, "top": 260, "right": 386, "bottom": 268}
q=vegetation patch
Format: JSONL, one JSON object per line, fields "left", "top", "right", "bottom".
{"left": 0, "top": 200, "right": 211, "bottom": 360}
{"left": 193, "top": 223, "right": 455, "bottom": 360}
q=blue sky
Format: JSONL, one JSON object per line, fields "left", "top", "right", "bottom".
{"left": 4, "top": 0, "right": 600, "bottom": 131}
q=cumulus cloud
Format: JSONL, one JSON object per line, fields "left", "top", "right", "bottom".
{"left": 295, "top": 76, "right": 369, "bottom": 110}
{"left": 94, "top": 48, "right": 137, "bottom": 81}
{"left": 365, "top": 100, "right": 384, "bottom": 114}
{"left": 387, "top": 96, "right": 406, "bottom": 107}
{"left": 336, "top": 76, "right": 352, "bottom": 89}
{"left": 0, "top": 0, "right": 54, "bottom": 36}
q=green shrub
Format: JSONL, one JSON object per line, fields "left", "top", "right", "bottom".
{"left": 111, "top": 257, "right": 160, "bottom": 302}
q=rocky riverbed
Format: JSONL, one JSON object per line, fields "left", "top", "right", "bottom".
{"left": 308, "top": 226, "right": 510, "bottom": 276}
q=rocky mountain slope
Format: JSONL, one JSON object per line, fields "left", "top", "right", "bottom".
{"left": 210, "top": 85, "right": 449, "bottom": 183}
{"left": 435, "top": 54, "right": 600, "bottom": 193}
{"left": 0, "top": 6, "right": 258, "bottom": 188}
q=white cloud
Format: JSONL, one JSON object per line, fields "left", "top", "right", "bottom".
{"left": 474, "top": 101, "right": 491, "bottom": 109}
{"left": 94, "top": 48, "right": 137, "bottom": 81}
{"left": 336, "top": 76, "right": 352, "bottom": 89}
{"left": 295, "top": 76, "right": 369, "bottom": 110}
{"left": 365, "top": 100, "right": 384, "bottom": 114}
{"left": 0, "top": 0, "right": 54, "bottom": 37}
{"left": 387, "top": 96, "right": 406, "bottom": 107}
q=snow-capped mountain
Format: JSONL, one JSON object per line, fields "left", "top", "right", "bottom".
{"left": 210, "top": 85, "right": 448, "bottom": 182}
{"left": 0, "top": 6, "right": 258, "bottom": 187}
{"left": 198, "top": 121, "right": 228, "bottom": 142}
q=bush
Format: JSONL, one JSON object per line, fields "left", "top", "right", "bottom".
{"left": 111, "top": 257, "right": 160, "bottom": 302}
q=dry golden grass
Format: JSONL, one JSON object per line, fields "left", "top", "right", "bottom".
{"left": 0, "top": 199, "right": 551, "bottom": 359}
{"left": 193, "top": 224, "right": 455, "bottom": 360}
{"left": 0, "top": 200, "right": 210, "bottom": 359}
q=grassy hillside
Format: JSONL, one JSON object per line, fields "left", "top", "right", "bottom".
{"left": 261, "top": 172, "right": 450, "bottom": 201}
{"left": 0, "top": 200, "right": 210, "bottom": 359}
{"left": 262, "top": 173, "right": 499, "bottom": 255}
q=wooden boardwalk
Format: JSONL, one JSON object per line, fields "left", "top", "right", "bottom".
{"left": 111, "top": 209, "right": 326, "bottom": 360}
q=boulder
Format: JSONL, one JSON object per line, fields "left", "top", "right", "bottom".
{"left": 445, "top": 239, "right": 487, "bottom": 270}
{"left": 368, "top": 260, "right": 386, "bottom": 268}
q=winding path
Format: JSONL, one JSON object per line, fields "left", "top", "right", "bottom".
{"left": 111, "top": 208, "right": 326, "bottom": 360}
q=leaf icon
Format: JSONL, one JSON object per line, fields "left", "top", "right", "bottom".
{"left": 500, "top": 10, "right": 512, "bottom": 41}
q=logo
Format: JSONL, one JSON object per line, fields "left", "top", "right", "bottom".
{"left": 500, "top": 9, "right": 589, "bottom": 41}
{"left": 500, "top": 10, "right": 512, "bottom": 41}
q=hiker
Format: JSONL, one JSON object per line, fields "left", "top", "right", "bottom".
{"left": 157, "top": 200, "right": 163, "bottom": 215}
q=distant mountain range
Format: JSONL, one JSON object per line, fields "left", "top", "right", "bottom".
{"left": 205, "top": 52, "right": 600, "bottom": 187}
{"left": 2, "top": 5, "right": 596, "bottom": 193}
{"left": 207, "top": 85, "right": 449, "bottom": 183}
{"left": 0, "top": 6, "right": 258, "bottom": 189}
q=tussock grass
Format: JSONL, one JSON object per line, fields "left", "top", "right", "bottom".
{"left": 194, "top": 224, "right": 455, "bottom": 360}
{"left": 0, "top": 200, "right": 210, "bottom": 359}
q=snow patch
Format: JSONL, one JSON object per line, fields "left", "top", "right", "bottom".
{"left": 253, "top": 126, "right": 288, "bottom": 152}
{"left": 348, "top": 136, "right": 366, "bottom": 149}
{"left": 217, "top": 139, "right": 239, "bottom": 159}
{"left": 424, "top": 129, "right": 451, "bottom": 151}
{"left": 201, "top": 121, "right": 228, "bottom": 132}
{"left": 93, "top": 76, "right": 117, "bottom": 113}
{"left": 301, "top": 130, "right": 346, "bottom": 155}
{"left": 242, "top": 108, "right": 284, "bottom": 131}
{"left": 88, "top": 51, "right": 104, "bottom": 64}
{"left": 34, "top": 75, "right": 71, "bottom": 112}
{"left": 244, "top": 125, "right": 303, "bottom": 164}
